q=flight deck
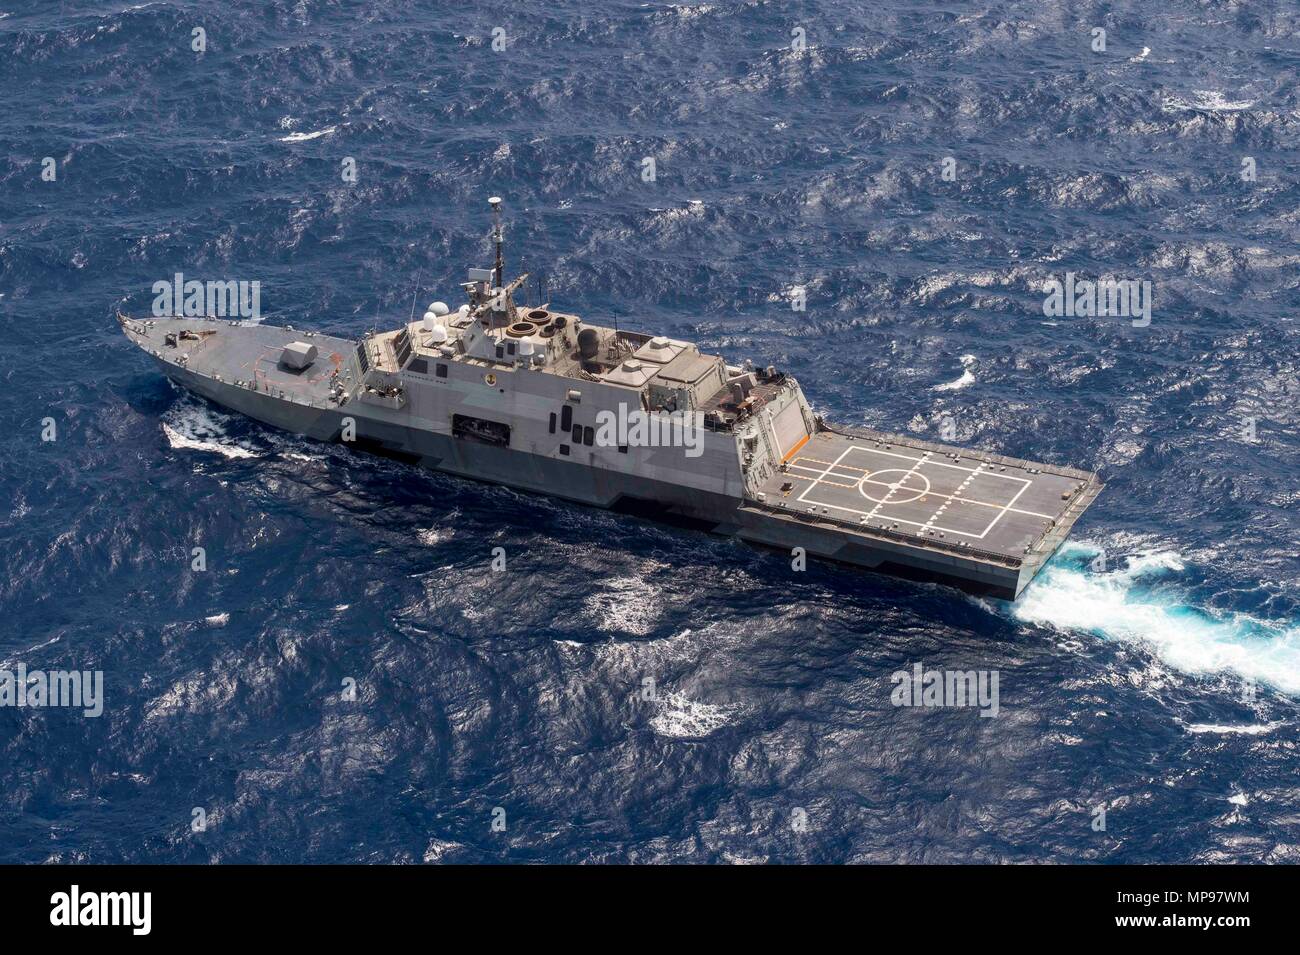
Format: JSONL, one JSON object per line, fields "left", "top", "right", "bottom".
{"left": 749, "top": 427, "right": 1101, "bottom": 575}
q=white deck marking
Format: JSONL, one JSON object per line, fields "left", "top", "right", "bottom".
{"left": 976, "top": 475, "right": 1031, "bottom": 540}
{"left": 919, "top": 462, "right": 982, "bottom": 535}
{"left": 783, "top": 465, "right": 856, "bottom": 489}
{"left": 819, "top": 444, "right": 1034, "bottom": 481}
{"left": 787, "top": 493, "right": 1026, "bottom": 540}
{"left": 787, "top": 462, "right": 861, "bottom": 482}
{"left": 862, "top": 451, "right": 932, "bottom": 522}
{"left": 925, "top": 462, "right": 984, "bottom": 532}
{"left": 783, "top": 444, "right": 1057, "bottom": 541}
{"left": 785, "top": 455, "right": 1055, "bottom": 522}
{"left": 795, "top": 447, "right": 856, "bottom": 505}
{"left": 792, "top": 493, "right": 991, "bottom": 539}
{"left": 766, "top": 436, "right": 1078, "bottom": 550}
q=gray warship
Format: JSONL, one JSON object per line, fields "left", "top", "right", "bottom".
{"left": 120, "top": 199, "right": 1102, "bottom": 599}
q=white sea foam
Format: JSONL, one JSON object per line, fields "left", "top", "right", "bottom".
{"left": 933, "top": 354, "right": 977, "bottom": 391}
{"left": 1014, "top": 543, "right": 1300, "bottom": 695}
{"left": 584, "top": 575, "right": 663, "bottom": 636}
{"left": 1162, "top": 91, "right": 1253, "bottom": 113}
{"left": 204, "top": 613, "right": 229, "bottom": 627}
{"left": 649, "top": 692, "right": 736, "bottom": 739}
{"left": 422, "top": 839, "right": 462, "bottom": 862}
{"left": 0, "top": 635, "right": 63, "bottom": 670}
{"left": 722, "top": 851, "right": 767, "bottom": 865}
{"left": 161, "top": 402, "right": 261, "bottom": 459}
{"left": 667, "top": 4, "right": 716, "bottom": 20}
{"left": 6, "top": 497, "right": 31, "bottom": 523}
{"left": 1186, "top": 722, "right": 1278, "bottom": 736}
{"left": 161, "top": 423, "right": 258, "bottom": 459}
{"left": 280, "top": 126, "right": 336, "bottom": 142}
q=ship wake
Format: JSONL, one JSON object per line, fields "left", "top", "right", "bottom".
{"left": 1012, "top": 543, "right": 1300, "bottom": 696}
{"left": 161, "top": 400, "right": 262, "bottom": 460}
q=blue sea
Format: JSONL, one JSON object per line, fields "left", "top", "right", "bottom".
{"left": 1, "top": 0, "right": 1297, "bottom": 863}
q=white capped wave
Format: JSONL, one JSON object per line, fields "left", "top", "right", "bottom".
{"left": 584, "top": 575, "right": 663, "bottom": 636}
{"left": 162, "top": 423, "right": 258, "bottom": 459}
{"left": 1162, "top": 91, "right": 1253, "bottom": 113}
{"left": 161, "top": 402, "right": 261, "bottom": 459}
{"left": 280, "top": 126, "right": 336, "bottom": 143}
{"left": 1186, "top": 722, "right": 1279, "bottom": 736}
{"left": 422, "top": 839, "right": 462, "bottom": 862}
{"left": 667, "top": 4, "right": 716, "bottom": 20}
{"left": 1014, "top": 543, "right": 1300, "bottom": 695}
{"left": 933, "top": 354, "right": 977, "bottom": 391}
{"left": 649, "top": 691, "right": 736, "bottom": 739}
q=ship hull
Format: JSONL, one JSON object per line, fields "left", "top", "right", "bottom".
{"left": 155, "top": 357, "right": 1039, "bottom": 599}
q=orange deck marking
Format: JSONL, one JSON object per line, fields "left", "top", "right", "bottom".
{"left": 781, "top": 433, "right": 811, "bottom": 462}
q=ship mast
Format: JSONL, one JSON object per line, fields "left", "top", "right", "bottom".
{"left": 490, "top": 196, "right": 505, "bottom": 290}
{"left": 487, "top": 196, "right": 511, "bottom": 326}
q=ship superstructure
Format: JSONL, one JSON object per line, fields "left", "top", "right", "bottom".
{"left": 120, "top": 200, "right": 1102, "bottom": 599}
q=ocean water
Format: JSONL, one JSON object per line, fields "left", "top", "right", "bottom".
{"left": 1, "top": 0, "right": 1297, "bottom": 863}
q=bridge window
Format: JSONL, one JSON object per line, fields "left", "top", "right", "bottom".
{"left": 560, "top": 406, "right": 572, "bottom": 431}
{"left": 436, "top": 363, "right": 448, "bottom": 379}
